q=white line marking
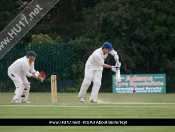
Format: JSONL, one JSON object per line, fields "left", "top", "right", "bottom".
{"left": 0, "top": 102, "right": 175, "bottom": 108}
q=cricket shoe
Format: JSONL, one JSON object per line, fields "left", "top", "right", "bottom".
{"left": 22, "top": 101, "right": 31, "bottom": 103}
{"left": 79, "top": 97, "right": 85, "bottom": 103}
{"left": 11, "top": 99, "right": 20, "bottom": 103}
{"left": 19, "top": 98, "right": 31, "bottom": 103}
{"left": 90, "top": 99, "right": 97, "bottom": 103}
{"left": 20, "top": 100, "right": 31, "bottom": 103}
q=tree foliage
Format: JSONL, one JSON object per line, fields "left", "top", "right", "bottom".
{"left": 1, "top": 0, "right": 175, "bottom": 92}
{"left": 30, "top": 33, "right": 54, "bottom": 44}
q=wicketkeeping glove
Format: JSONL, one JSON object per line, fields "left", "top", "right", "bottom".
{"left": 34, "top": 71, "right": 46, "bottom": 82}
{"left": 37, "top": 71, "right": 46, "bottom": 82}
{"left": 39, "top": 71, "right": 46, "bottom": 80}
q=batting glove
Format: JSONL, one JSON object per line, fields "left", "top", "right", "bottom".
{"left": 115, "top": 61, "right": 121, "bottom": 68}
{"left": 111, "top": 66, "right": 119, "bottom": 73}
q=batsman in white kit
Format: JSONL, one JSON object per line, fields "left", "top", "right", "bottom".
{"left": 8, "top": 51, "right": 45, "bottom": 103}
{"left": 78, "top": 42, "right": 121, "bottom": 103}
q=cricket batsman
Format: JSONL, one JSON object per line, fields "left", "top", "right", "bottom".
{"left": 8, "top": 51, "right": 46, "bottom": 103}
{"left": 78, "top": 42, "right": 121, "bottom": 103}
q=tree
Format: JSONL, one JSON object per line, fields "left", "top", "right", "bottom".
{"left": 30, "top": 33, "right": 54, "bottom": 44}
{"left": 0, "top": 0, "right": 20, "bottom": 30}
{"left": 79, "top": 0, "right": 175, "bottom": 91}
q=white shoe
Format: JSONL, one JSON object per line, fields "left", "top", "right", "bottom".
{"left": 19, "top": 98, "right": 31, "bottom": 103}
{"left": 11, "top": 99, "right": 19, "bottom": 103}
{"left": 21, "top": 100, "right": 31, "bottom": 103}
{"left": 24, "top": 101, "right": 31, "bottom": 103}
{"left": 79, "top": 97, "right": 84, "bottom": 102}
{"left": 90, "top": 99, "right": 97, "bottom": 103}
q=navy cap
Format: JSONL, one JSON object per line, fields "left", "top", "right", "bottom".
{"left": 103, "top": 42, "right": 113, "bottom": 50}
{"left": 26, "top": 51, "right": 37, "bottom": 57}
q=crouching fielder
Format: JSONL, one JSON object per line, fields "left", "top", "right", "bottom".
{"left": 8, "top": 51, "right": 43, "bottom": 103}
{"left": 78, "top": 42, "right": 121, "bottom": 103}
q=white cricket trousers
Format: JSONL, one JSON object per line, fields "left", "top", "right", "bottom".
{"left": 8, "top": 70, "right": 30, "bottom": 102}
{"left": 78, "top": 66, "right": 102, "bottom": 102}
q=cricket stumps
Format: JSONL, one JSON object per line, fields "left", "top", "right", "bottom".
{"left": 51, "top": 75, "right": 57, "bottom": 103}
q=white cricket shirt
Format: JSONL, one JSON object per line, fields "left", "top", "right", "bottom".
{"left": 8, "top": 56, "right": 36, "bottom": 77}
{"left": 85, "top": 48, "right": 118, "bottom": 70}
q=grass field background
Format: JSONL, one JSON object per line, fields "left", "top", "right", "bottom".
{"left": 0, "top": 92, "right": 175, "bottom": 131}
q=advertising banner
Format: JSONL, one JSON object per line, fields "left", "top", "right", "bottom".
{"left": 112, "top": 74, "right": 166, "bottom": 93}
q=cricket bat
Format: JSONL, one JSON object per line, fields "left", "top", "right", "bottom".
{"left": 116, "top": 69, "right": 121, "bottom": 83}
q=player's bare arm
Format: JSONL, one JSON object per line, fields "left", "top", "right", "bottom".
{"left": 102, "top": 64, "right": 112, "bottom": 68}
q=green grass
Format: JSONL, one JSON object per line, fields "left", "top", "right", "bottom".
{"left": 0, "top": 126, "right": 175, "bottom": 132}
{"left": 0, "top": 92, "right": 175, "bottom": 131}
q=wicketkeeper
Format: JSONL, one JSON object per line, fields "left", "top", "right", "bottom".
{"left": 78, "top": 42, "right": 121, "bottom": 103}
{"left": 8, "top": 51, "right": 46, "bottom": 103}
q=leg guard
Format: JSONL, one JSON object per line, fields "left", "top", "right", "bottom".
{"left": 20, "top": 82, "right": 30, "bottom": 103}
{"left": 89, "top": 70, "right": 102, "bottom": 102}
{"left": 78, "top": 66, "right": 94, "bottom": 99}
{"left": 89, "top": 82, "right": 101, "bottom": 102}
{"left": 12, "top": 83, "right": 25, "bottom": 102}
{"left": 78, "top": 77, "right": 92, "bottom": 98}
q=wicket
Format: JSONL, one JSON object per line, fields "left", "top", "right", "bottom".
{"left": 51, "top": 75, "right": 57, "bottom": 103}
